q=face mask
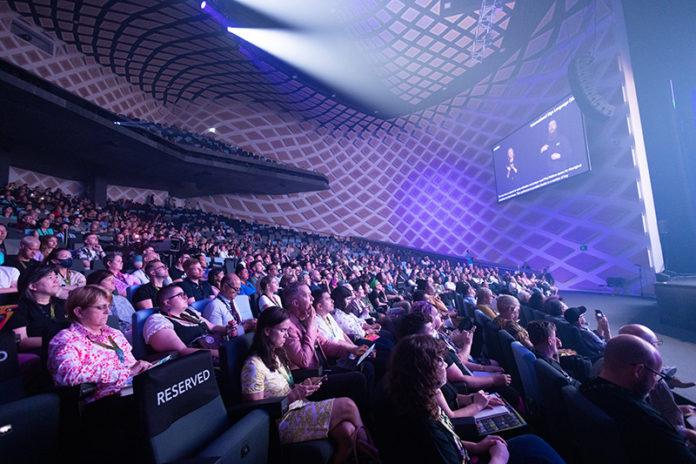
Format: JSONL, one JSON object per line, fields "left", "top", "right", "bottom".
{"left": 58, "top": 258, "right": 73, "bottom": 269}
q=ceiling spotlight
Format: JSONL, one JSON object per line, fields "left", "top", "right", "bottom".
{"left": 200, "top": 1, "right": 206, "bottom": 9}
{"left": 206, "top": 127, "right": 217, "bottom": 133}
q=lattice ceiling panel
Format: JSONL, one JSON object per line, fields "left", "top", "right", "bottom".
{"left": 5, "top": 0, "right": 570, "bottom": 134}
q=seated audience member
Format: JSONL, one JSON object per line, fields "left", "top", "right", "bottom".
{"left": 0, "top": 223, "right": 7, "bottom": 256}
{"left": 46, "top": 248, "right": 86, "bottom": 299}
{"left": 48, "top": 285, "right": 150, "bottom": 400}
{"left": 168, "top": 252, "right": 190, "bottom": 282}
{"left": 241, "top": 307, "right": 377, "bottom": 463}
{"left": 76, "top": 233, "right": 105, "bottom": 269}
{"left": 86, "top": 270, "right": 136, "bottom": 335}
{"left": 54, "top": 222, "right": 76, "bottom": 248}
{"left": 132, "top": 259, "right": 168, "bottom": 310}
{"left": 206, "top": 267, "right": 224, "bottom": 297}
{"left": 129, "top": 255, "right": 148, "bottom": 285}
{"left": 47, "top": 284, "right": 150, "bottom": 463}
{"left": 407, "top": 303, "right": 513, "bottom": 397}
{"left": 331, "top": 285, "right": 380, "bottom": 342}
{"left": 419, "top": 278, "right": 451, "bottom": 319}
{"left": 33, "top": 217, "right": 54, "bottom": 238}
{"left": 6, "top": 265, "right": 67, "bottom": 352}
{"left": 527, "top": 320, "right": 585, "bottom": 386}
{"left": 248, "top": 260, "right": 265, "bottom": 288}
{"left": 543, "top": 297, "right": 568, "bottom": 323}
{"left": 475, "top": 287, "right": 497, "bottom": 320}
{"left": 144, "top": 283, "right": 233, "bottom": 359}
{"left": 563, "top": 306, "right": 611, "bottom": 359}
{"left": 103, "top": 252, "right": 137, "bottom": 297}
{"left": 180, "top": 258, "right": 214, "bottom": 303}
{"left": 5, "top": 236, "right": 40, "bottom": 274}
{"left": 368, "top": 279, "right": 389, "bottom": 313}
{"left": 581, "top": 335, "right": 696, "bottom": 463}
{"left": 379, "top": 334, "right": 564, "bottom": 464}
{"left": 202, "top": 274, "right": 257, "bottom": 333}
{"left": 350, "top": 282, "right": 375, "bottom": 319}
{"left": 314, "top": 288, "right": 353, "bottom": 345}
{"left": 35, "top": 234, "right": 58, "bottom": 262}
{"left": 258, "top": 275, "right": 282, "bottom": 311}
{"left": 494, "top": 295, "right": 533, "bottom": 350}
{"left": 236, "top": 263, "right": 256, "bottom": 296}
{"left": 593, "top": 324, "right": 696, "bottom": 447}
{"left": 0, "top": 264, "right": 19, "bottom": 294}
{"left": 282, "top": 282, "right": 368, "bottom": 370}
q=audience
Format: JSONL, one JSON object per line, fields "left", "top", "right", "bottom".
{"left": 563, "top": 305, "right": 611, "bottom": 359}
{"left": 3, "top": 181, "right": 694, "bottom": 464}
{"left": 379, "top": 334, "right": 564, "bottom": 464}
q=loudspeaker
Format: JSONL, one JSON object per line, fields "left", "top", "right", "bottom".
{"left": 568, "top": 55, "right": 616, "bottom": 120}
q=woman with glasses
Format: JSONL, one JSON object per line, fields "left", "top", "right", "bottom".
{"left": 144, "top": 283, "right": 235, "bottom": 359}
{"left": 48, "top": 285, "right": 151, "bottom": 401}
{"left": 48, "top": 285, "right": 152, "bottom": 463}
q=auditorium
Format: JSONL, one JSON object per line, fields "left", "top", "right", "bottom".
{"left": 1, "top": 0, "right": 695, "bottom": 463}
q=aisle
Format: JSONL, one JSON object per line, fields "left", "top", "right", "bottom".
{"left": 559, "top": 291, "right": 696, "bottom": 403}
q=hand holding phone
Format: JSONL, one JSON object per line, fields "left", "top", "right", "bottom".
{"left": 595, "top": 310, "right": 604, "bottom": 319}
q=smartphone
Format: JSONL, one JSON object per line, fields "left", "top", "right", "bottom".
{"left": 313, "top": 375, "right": 328, "bottom": 385}
{"left": 595, "top": 310, "right": 604, "bottom": 318}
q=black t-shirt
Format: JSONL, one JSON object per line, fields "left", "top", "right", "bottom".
{"left": 132, "top": 283, "right": 161, "bottom": 306}
{"left": 4, "top": 256, "right": 40, "bottom": 275}
{"left": 169, "top": 267, "right": 185, "bottom": 281}
{"left": 581, "top": 378, "right": 696, "bottom": 464}
{"left": 180, "top": 278, "right": 213, "bottom": 301}
{"left": 5, "top": 297, "right": 68, "bottom": 338}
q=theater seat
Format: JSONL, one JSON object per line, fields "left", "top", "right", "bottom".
{"left": 131, "top": 308, "right": 156, "bottom": 360}
{"left": 126, "top": 284, "right": 143, "bottom": 303}
{"left": 219, "top": 335, "right": 334, "bottom": 464}
{"left": 190, "top": 299, "right": 210, "bottom": 313}
{"left": 134, "top": 350, "right": 269, "bottom": 464}
{"left": 0, "top": 331, "right": 24, "bottom": 405}
{"left": 0, "top": 392, "right": 60, "bottom": 463}
{"left": 560, "top": 385, "right": 625, "bottom": 464}
{"left": 511, "top": 342, "right": 540, "bottom": 405}
{"left": 534, "top": 358, "right": 573, "bottom": 457}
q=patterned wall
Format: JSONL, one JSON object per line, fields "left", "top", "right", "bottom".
{"left": 0, "top": 1, "right": 656, "bottom": 295}
{"left": 8, "top": 166, "right": 83, "bottom": 196}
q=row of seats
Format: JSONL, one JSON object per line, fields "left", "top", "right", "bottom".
{"left": 470, "top": 307, "right": 626, "bottom": 464}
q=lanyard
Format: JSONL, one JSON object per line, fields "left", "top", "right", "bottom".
{"left": 279, "top": 363, "right": 295, "bottom": 388}
{"left": 438, "top": 409, "right": 468, "bottom": 463}
{"left": 88, "top": 334, "right": 125, "bottom": 363}
{"left": 217, "top": 295, "right": 241, "bottom": 324}
{"left": 320, "top": 315, "right": 339, "bottom": 340}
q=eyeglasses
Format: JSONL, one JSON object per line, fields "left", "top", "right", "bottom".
{"left": 167, "top": 292, "right": 187, "bottom": 300}
{"left": 642, "top": 365, "right": 669, "bottom": 382}
{"left": 87, "top": 304, "right": 110, "bottom": 313}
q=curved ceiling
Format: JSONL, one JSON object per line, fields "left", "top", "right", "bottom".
{"left": 8, "top": 0, "right": 573, "bottom": 133}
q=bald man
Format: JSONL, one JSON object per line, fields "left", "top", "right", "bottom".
{"left": 594, "top": 324, "right": 696, "bottom": 448}
{"left": 581, "top": 335, "right": 696, "bottom": 463}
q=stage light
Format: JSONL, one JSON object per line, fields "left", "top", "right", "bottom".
{"left": 226, "top": 26, "right": 399, "bottom": 112}
{"left": 200, "top": 1, "right": 206, "bottom": 9}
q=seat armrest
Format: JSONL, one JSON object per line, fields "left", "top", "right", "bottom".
{"left": 228, "top": 396, "right": 288, "bottom": 421}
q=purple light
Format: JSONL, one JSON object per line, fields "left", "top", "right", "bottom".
{"left": 200, "top": 1, "right": 206, "bottom": 9}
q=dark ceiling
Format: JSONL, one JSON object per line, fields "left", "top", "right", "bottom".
{"left": 5, "top": 0, "right": 563, "bottom": 133}
{"left": 0, "top": 59, "right": 329, "bottom": 197}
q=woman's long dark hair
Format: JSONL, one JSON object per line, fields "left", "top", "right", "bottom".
{"left": 250, "top": 306, "right": 290, "bottom": 372}
{"left": 387, "top": 334, "right": 447, "bottom": 420}
{"left": 331, "top": 285, "right": 353, "bottom": 314}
